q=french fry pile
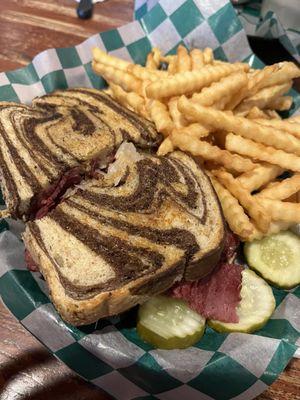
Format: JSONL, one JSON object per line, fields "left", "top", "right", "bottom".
{"left": 92, "top": 46, "right": 300, "bottom": 241}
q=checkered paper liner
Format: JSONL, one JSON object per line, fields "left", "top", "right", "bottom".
{"left": 234, "top": 0, "right": 300, "bottom": 63}
{"left": 0, "top": 1, "right": 300, "bottom": 399}
{"left": 135, "top": 1, "right": 300, "bottom": 64}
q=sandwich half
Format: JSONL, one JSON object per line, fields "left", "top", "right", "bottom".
{"left": 23, "top": 146, "right": 225, "bottom": 325}
{"left": 0, "top": 88, "right": 160, "bottom": 219}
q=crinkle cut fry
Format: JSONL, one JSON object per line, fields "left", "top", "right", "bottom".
{"left": 178, "top": 96, "right": 300, "bottom": 156}
{"left": 178, "top": 124, "right": 210, "bottom": 139}
{"left": 212, "top": 169, "right": 271, "bottom": 233}
{"left": 109, "top": 83, "right": 145, "bottom": 114}
{"left": 176, "top": 45, "right": 191, "bottom": 72}
{"left": 255, "top": 174, "right": 300, "bottom": 200}
{"left": 191, "top": 72, "right": 248, "bottom": 108}
{"left": 168, "top": 131, "right": 256, "bottom": 173}
{"left": 147, "top": 100, "right": 174, "bottom": 137}
{"left": 235, "top": 82, "right": 292, "bottom": 113}
{"left": 146, "top": 63, "right": 249, "bottom": 99}
{"left": 236, "top": 164, "right": 283, "bottom": 192}
{"left": 157, "top": 124, "right": 210, "bottom": 156}
{"left": 157, "top": 137, "right": 174, "bottom": 156}
{"left": 225, "top": 133, "right": 300, "bottom": 172}
{"left": 92, "top": 47, "right": 130, "bottom": 70}
{"left": 253, "top": 118, "right": 300, "bottom": 139}
{"left": 168, "top": 97, "right": 188, "bottom": 128}
{"left": 146, "top": 48, "right": 161, "bottom": 70}
{"left": 268, "top": 96, "right": 293, "bottom": 111}
{"left": 245, "top": 107, "right": 271, "bottom": 120}
{"left": 259, "top": 198, "right": 300, "bottom": 223}
{"left": 127, "top": 64, "right": 168, "bottom": 82}
{"left": 92, "top": 61, "right": 142, "bottom": 94}
{"left": 247, "top": 62, "right": 300, "bottom": 95}
{"left": 190, "top": 49, "right": 204, "bottom": 70}
{"left": 203, "top": 48, "right": 213, "bottom": 64}
{"left": 209, "top": 176, "right": 257, "bottom": 241}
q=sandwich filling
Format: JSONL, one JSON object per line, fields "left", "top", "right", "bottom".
{"left": 171, "top": 231, "right": 242, "bottom": 323}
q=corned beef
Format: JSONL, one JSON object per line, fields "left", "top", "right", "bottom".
{"left": 29, "top": 155, "right": 114, "bottom": 220}
{"left": 171, "top": 262, "right": 243, "bottom": 323}
{"left": 171, "top": 230, "right": 243, "bottom": 323}
{"left": 30, "top": 167, "right": 83, "bottom": 220}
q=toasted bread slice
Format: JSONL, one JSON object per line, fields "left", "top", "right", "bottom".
{"left": 23, "top": 149, "right": 224, "bottom": 325}
{"left": 0, "top": 89, "right": 160, "bottom": 219}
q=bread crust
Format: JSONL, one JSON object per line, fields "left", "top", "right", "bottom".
{"left": 24, "top": 229, "right": 185, "bottom": 325}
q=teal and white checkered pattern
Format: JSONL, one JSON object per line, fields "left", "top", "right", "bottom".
{"left": 235, "top": 0, "right": 300, "bottom": 63}
{"left": 0, "top": 1, "right": 299, "bottom": 399}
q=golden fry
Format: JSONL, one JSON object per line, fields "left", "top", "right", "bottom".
{"left": 248, "top": 62, "right": 300, "bottom": 95}
{"left": 267, "top": 96, "right": 293, "bottom": 111}
{"left": 146, "top": 48, "right": 161, "bottom": 70}
{"left": 168, "top": 97, "right": 188, "bottom": 128}
{"left": 92, "top": 61, "right": 142, "bottom": 93}
{"left": 245, "top": 65, "right": 278, "bottom": 98}
{"left": 109, "top": 83, "right": 145, "bottom": 114}
{"left": 127, "top": 64, "right": 167, "bottom": 81}
{"left": 147, "top": 100, "right": 174, "bottom": 137}
{"left": 167, "top": 56, "right": 178, "bottom": 74}
{"left": 259, "top": 199, "right": 300, "bottom": 223}
{"left": 235, "top": 82, "right": 292, "bottom": 112}
{"left": 265, "top": 110, "right": 281, "bottom": 119}
{"left": 210, "top": 176, "right": 257, "bottom": 240}
{"left": 190, "top": 49, "right": 204, "bottom": 70}
{"left": 176, "top": 45, "right": 191, "bottom": 72}
{"left": 178, "top": 96, "right": 300, "bottom": 156}
{"left": 157, "top": 137, "right": 174, "bottom": 156}
{"left": 146, "top": 63, "right": 249, "bottom": 99}
{"left": 225, "top": 133, "right": 300, "bottom": 172}
{"left": 212, "top": 169, "right": 271, "bottom": 233}
{"left": 244, "top": 107, "right": 271, "bottom": 120}
{"left": 256, "top": 174, "right": 300, "bottom": 200}
{"left": 253, "top": 118, "right": 300, "bottom": 140}
{"left": 191, "top": 72, "right": 248, "bottom": 108}
{"left": 236, "top": 164, "right": 283, "bottom": 192}
{"left": 203, "top": 47, "right": 213, "bottom": 64}
{"left": 169, "top": 131, "right": 256, "bottom": 173}
{"left": 179, "top": 123, "right": 210, "bottom": 139}
{"left": 223, "top": 86, "right": 249, "bottom": 110}
{"left": 213, "top": 95, "right": 233, "bottom": 110}
{"left": 92, "top": 48, "right": 130, "bottom": 70}
{"left": 146, "top": 54, "right": 157, "bottom": 70}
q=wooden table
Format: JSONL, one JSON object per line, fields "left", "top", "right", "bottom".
{"left": 0, "top": 1, "right": 299, "bottom": 399}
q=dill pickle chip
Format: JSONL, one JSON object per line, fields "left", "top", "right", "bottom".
{"left": 244, "top": 231, "right": 300, "bottom": 289}
{"left": 137, "top": 296, "right": 205, "bottom": 349}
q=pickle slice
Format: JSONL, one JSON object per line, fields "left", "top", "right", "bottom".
{"left": 244, "top": 231, "right": 300, "bottom": 289}
{"left": 137, "top": 296, "right": 206, "bottom": 349}
{"left": 208, "top": 269, "right": 275, "bottom": 334}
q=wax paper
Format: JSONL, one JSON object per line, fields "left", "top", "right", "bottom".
{"left": 0, "top": 1, "right": 299, "bottom": 399}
